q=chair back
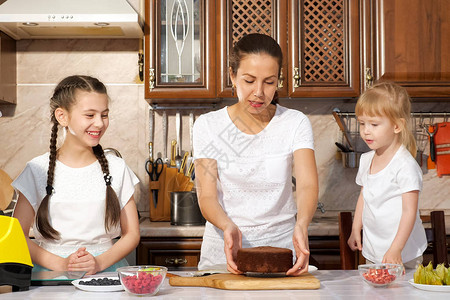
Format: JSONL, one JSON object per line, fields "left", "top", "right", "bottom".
{"left": 423, "top": 211, "right": 448, "bottom": 267}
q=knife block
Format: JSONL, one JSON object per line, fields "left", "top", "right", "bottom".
{"left": 150, "top": 165, "right": 177, "bottom": 221}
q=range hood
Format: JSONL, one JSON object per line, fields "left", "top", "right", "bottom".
{"left": 0, "top": 0, "right": 143, "bottom": 39}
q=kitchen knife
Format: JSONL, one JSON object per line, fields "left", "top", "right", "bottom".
{"left": 332, "top": 109, "right": 354, "bottom": 151}
{"left": 170, "top": 140, "right": 177, "bottom": 167}
{"left": 163, "top": 111, "right": 168, "bottom": 165}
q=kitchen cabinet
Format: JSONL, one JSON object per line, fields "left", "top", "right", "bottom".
{"left": 288, "top": 0, "right": 360, "bottom": 98}
{"left": 0, "top": 31, "right": 16, "bottom": 104}
{"left": 361, "top": 0, "right": 450, "bottom": 97}
{"left": 144, "top": 0, "right": 288, "bottom": 102}
{"left": 144, "top": 0, "right": 216, "bottom": 102}
{"left": 137, "top": 237, "right": 202, "bottom": 271}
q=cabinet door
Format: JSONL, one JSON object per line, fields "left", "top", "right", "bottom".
{"left": 288, "top": 0, "right": 360, "bottom": 97}
{"left": 144, "top": 0, "right": 216, "bottom": 102}
{"left": 364, "top": 0, "right": 450, "bottom": 97}
{"left": 137, "top": 237, "right": 202, "bottom": 271}
{"left": 216, "top": 0, "right": 288, "bottom": 97}
{"left": 0, "top": 31, "right": 16, "bottom": 104}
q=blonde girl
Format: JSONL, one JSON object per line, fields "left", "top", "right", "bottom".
{"left": 348, "top": 82, "right": 427, "bottom": 268}
{"left": 13, "top": 75, "right": 140, "bottom": 275}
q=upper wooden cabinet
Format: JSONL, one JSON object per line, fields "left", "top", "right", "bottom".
{"left": 288, "top": 0, "right": 360, "bottom": 98}
{"left": 216, "top": 0, "right": 288, "bottom": 98}
{"left": 362, "top": 0, "right": 450, "bottom": 97}
{"left": 144, "top": 0, "right": 216, "bottom": 102}
{"left": 0, "top": 31, "right": 16, "bottom": 104}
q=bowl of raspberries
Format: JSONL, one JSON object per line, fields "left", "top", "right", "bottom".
{"left": 358, "top": 263, "right": 404, "bottom": 287}
{"left": 117, "top": 265, "right": 167, "bottom": 296}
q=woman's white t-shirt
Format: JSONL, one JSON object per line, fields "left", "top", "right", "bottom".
{"left": 12, "top": 152, "right": 139, "bottom": 256}
{"left": 193, "top": 104, "right": 314, "bottom": 269}
{"left": 356, "top": 145, "right": 427, "bottom": 263}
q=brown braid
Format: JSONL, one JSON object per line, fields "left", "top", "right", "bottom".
{"left": 36, "top": 75, "right": 108, "bottom": 240}
{"left": 93, "top": 144, "right": 121, "bottom": 232}
{"left": 35, "top": 121, "right": 60, "bottom": 240}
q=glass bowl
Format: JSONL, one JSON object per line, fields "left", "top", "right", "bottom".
{"left": 358, "top": 263, "right": 404, "bottom": 287}
{"left": 117, "top": 265, "right": 167, "bottom": 296}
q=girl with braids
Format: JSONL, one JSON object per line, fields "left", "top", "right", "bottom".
{"left": 193, "top": 34, "right": 318, "bottom": 276}
{"left": 12, "top": 75, "right": 140, "bottom": 275}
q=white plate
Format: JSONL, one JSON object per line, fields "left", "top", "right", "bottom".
{"left": 408, "top": 279, "right": 450, "bottom": 292}
{"left": 72, "top": 277, "right": 124, "bottom": 292}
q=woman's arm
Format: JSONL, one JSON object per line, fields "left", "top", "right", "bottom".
{"left": 382, "top": 190, "right": 419, "bottom": 264}
{"left": 195, "top": 158, "right": 242, "bottom": 274}
{"left": 287, "top": 148, "right": 318, "bottom": 276}
{"left": 69, "top": 197, "right": 140, "bottom": 274}
{"left": 13, "top": 192, "right": 69, "bottom": 270}
{"left": 348, "top": 188, "right": 364, "bottom": 251}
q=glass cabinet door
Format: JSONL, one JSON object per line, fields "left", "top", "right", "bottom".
{"left": 145, "top": 0, "right": 216, "bottom": 101}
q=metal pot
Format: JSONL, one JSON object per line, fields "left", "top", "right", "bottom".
{"left": 170, "top": 191, "right": 206, "bottom": 226}
{"left": 341, "top": 152, "right": 362, "bottom": 168}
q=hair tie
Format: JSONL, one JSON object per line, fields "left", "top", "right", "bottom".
{"left": 104, "top": 174, "right": 112, "bottom": 186}
{"left": 46, "top": 185, "right": 54, "bottom": 196}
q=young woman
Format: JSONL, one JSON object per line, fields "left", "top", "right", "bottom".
{"left": 348, "top": 82, "right": 427, "bottom": 269}
{"left": 193, "top": 33, "right": 319, "bottom": 276}
{"left": 12, "top": 75, "right": 140, "bottom": 275}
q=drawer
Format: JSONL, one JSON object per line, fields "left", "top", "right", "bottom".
{"left": 137, "top": 237, "right": 202, "bottom": 271}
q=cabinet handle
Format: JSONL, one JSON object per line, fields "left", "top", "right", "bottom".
{"left": 165, "top": 258, "right": 188, "bottom": 266}
{"left": 365, "top": 67, "right": 373, "bottom": 88}
{"left": 293, "top": 67, "right": 301, "bottom": 88}
{"left": 278, "top": 68, "right": 284, "bottom": 89}
{"left": 149, "top": 68, "right": 155, "bottom": 90}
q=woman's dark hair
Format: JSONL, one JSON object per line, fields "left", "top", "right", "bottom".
{"left": 229, "top": 33, "right": 283, "bottom": 104}
{"left": 36, "top": 75, "right": 121, "bottom": 240}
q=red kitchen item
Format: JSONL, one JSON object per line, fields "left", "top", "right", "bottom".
{"left": 434, "top": 122, "right": 450, "bottom": 177}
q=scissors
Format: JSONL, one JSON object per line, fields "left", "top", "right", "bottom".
{"left": 146, "top": 157, "right": 163, "bottom": 208}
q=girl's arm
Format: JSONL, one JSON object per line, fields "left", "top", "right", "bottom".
{"left": 348, "top": 188, "right": 364, "bottom": 251}
{"left": 194, "top": 158, "right": 242, "bottom": 274}
{"left": 69, "top": 196, "right": 140, "bottom": 274}
{"left": 382, "top": 190, "right": 419, "bottom": 264}
{"left": 287, "top": 148, "right": 318, "bottom": 276}
{"left": 13, "top": 192, "right": 70, "bottom": 271}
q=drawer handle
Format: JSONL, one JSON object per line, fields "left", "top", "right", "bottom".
{"left": 165, "top": 258, "right": 188, "bottom": 266}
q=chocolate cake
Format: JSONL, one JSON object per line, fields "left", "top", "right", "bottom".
{"left": 236, "top": 246, "right": 293, "bottom": 273}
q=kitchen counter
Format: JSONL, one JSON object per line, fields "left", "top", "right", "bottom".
{"left": 2, "top": 270, "right": 449, "bottom": 299}
{"left": 139, "top": 217, "right": 340, "bottom": 237}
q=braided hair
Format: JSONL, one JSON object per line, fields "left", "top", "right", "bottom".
{"left": 36, "top": 75, "right": 121, "bottom": 240}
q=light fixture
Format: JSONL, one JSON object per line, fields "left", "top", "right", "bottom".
{"left": 94, "top": 22, "right": 110, "bottom": 26}
{"left": 22, "top": 22, "right": 38, "bottom": 26}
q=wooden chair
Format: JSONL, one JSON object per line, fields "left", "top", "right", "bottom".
{"left": 339, "top": 211, "right": 362, "bottom": 269}
{"left": 421, "top": 211, "right": 448, "bottom": 267}
{"left": 339, "top": 210, "right": 449, "bottom": 269}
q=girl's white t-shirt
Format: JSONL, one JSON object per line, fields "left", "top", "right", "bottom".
{"left": 193, "top": 104, "right": 314, "bottom": 268}
{"left": 12, "top": 152, "right": 139, "bottom": 256}
{"left": 356, "top": 145, "right": 427, "bottom": 263}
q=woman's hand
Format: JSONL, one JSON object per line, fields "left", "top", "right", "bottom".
{"left": 223, "top": 223, "right": 243, "bottom": 274}
{"left": 286, "top": 223, "right": 310, "bottom": 276}
{"left": 347, "top": 230, "right": 362, "bottom": 251}
{"left": 67, "top": 247, "right": 100, "bottom": 275}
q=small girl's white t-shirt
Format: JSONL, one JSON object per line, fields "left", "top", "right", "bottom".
{"left": 356, "top": 145, "right": 427, "bottom": 263}
{"left": 12, "top": 152, "right": 139, "bottom": 256}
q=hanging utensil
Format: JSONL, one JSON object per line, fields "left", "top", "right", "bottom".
{"left": 424, "top": 124, "right": 437, "bottom": 162}
{"left": 145, "top": 108, "right": 155, "bottom": 176}
{"left": 175, "top": 111, "right": 183, "bottom": 170}
{"left": 148, "top": 158, "right": 164, "bottom": 208}
{"left": 163, "top": 111, "right": 168, "bottom": 165}
{"left": 186, "top": 112, "right": 195, "bottom": 175}
{"left": 332, "top": 108, "right": 354, "bottom": 151}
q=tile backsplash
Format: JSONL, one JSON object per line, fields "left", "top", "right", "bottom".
{"left": 0, "top": 39, "right": 448, "bottom": 217}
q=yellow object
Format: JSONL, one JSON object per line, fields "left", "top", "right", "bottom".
{"left": 0, "top": 215, "right": 33, "bottom": 267}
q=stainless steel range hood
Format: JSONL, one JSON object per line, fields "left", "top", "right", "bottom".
{"left": 0, "top": 0, "right": 143, "bottom": 39}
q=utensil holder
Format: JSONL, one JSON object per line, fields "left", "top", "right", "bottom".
{"left": 341, "top": 152, "right": 362, "bottom": 168}
{"left": 170, "top": 191, "right": 205, "bottom": 226}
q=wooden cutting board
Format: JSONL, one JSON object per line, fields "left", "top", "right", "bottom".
{"left": 169, "top": 273, "right": 320, "bottom": 290}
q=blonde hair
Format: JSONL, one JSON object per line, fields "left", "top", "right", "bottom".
{"left": 355, "top": 81, "right": 417, "bottom": 157}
